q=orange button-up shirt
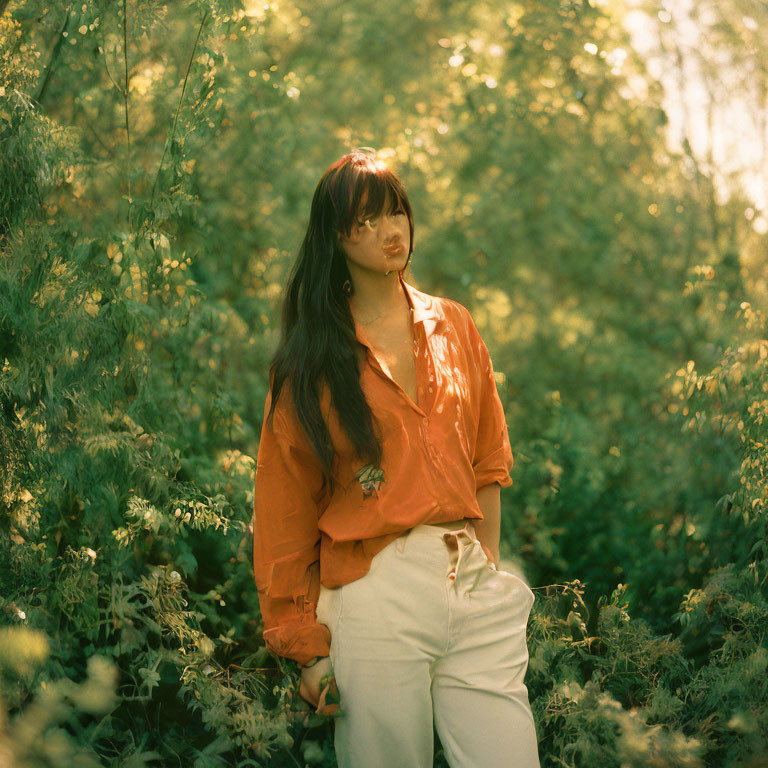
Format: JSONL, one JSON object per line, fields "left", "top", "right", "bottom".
{"left": 252, "top": 272, "right": 514, "bottom": 665}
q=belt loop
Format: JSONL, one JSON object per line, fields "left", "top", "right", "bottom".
{"left": 442, "top": 529, "right": 466, "bottom": 586}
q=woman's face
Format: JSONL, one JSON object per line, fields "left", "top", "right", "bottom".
{"left": 337, "top": 188, "right": 411, "bottom": 276}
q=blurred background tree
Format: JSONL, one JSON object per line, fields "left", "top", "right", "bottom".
{"left": 1, "top": 0, "right": 766, "bottom": 766}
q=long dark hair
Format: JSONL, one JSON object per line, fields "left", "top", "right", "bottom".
{"left": 265, "top": 148, "right": 415, "bottom": 497}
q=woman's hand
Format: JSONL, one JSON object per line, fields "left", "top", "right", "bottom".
{"left": 299, "top": 656, "right": 343, "bottom": 717}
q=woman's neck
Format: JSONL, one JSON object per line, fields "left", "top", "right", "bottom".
{"left": 347, "top": 271, "right": 409, "bottom": 326}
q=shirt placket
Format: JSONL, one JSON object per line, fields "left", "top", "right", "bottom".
{"left": 355, "top": 315, "right": 431, "bottom": 419}
{"left": 353, "top": 292, "right": 452, "bottom": 516}
{"left": 413, "top": 322, "right": 436, "bottom": 417}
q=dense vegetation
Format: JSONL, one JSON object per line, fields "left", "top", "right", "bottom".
{"left": 1, "top": 1, "right": 766, "bottom": 766}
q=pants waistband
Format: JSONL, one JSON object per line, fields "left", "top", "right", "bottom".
{"left": 390, "top": 519, "right": 483, "bottom": 590}
{"left": 390, "top": 519, "right": 479, "bottom": 557}
{"left": 405, "top": 518, "right": 477, "bottom": 537}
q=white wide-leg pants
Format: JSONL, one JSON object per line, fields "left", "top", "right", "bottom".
{"left": 315, "top": 519, "right": 541, "bottom": 768}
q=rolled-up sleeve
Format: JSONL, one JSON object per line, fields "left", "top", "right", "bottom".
{"left": 464, "top": 311, "right": 515, "bottom": 491}
{"left": 252, "top": 391, "right": 331, "bottom": 665}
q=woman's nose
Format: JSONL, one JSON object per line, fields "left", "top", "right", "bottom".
{"left": 379, "top": 214, "right": 406, "bottom": 240}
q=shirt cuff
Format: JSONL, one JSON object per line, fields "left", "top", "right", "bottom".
{"left": 473, "top": 447, "right": 514, "bottom": 492}
{"left": 263, "top": 621, "right": 331, "bottom": 666}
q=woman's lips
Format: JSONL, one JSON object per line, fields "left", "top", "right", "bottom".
{"left": 383, "top": 244, "right": 405, "bottom": 256}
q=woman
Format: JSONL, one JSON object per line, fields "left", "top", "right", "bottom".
{"left": 252, "top": 148, "right": 540, "bottom": 768}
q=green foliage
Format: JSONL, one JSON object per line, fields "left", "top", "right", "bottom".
{"left": 1, "top": 1, "right": 767, "bottom": 767}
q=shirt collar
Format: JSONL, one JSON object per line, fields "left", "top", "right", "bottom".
{"left": 399, "top": 270, "right": 439, "bottom": 325}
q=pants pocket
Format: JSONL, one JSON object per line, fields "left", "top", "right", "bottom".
{"left": 493, "top": 567, "right": 536, "bottom": 616}
{"left": 316, "top": 584, "right": 344, "bottom": 636}
{"left": 473, "top": 540, "right": 536, "bottom": 615}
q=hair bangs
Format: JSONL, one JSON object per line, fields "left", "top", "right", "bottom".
{"left": 332, "top": 153, "right": 412, "bottom": 239}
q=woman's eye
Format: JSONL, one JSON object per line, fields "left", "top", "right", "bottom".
{"left": 355, "top": 211, "right": 403, "bottom": 229}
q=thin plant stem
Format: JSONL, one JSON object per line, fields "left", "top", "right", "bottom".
{"left": 144, "top": 8, "right": 209, "bottom": 239}
{"left": 122, "top": 0, "right": 132, "bottom": 234}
